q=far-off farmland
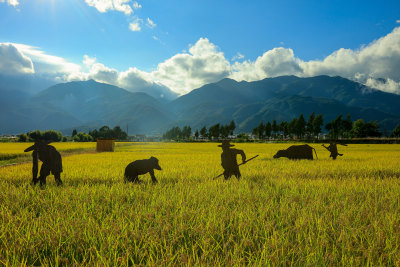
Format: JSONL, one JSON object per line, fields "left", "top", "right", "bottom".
{"left": 1, "top": 142, "right": 400, "bottom": 265}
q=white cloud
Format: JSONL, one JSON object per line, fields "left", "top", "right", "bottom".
{"left": 232, "top": 52, "right": 244, "bottom": 61}
{"left": 133, "top": 1, "right": 141, "bottom": 9}
{"left": 2, "top": 27, "right": 400, "bottom": 95}
{"left": 397, "top": 20, "right": 400, "bottom": 24}
{"left": 146, "top": 18, "right": 156, "bottom": 28}
{"left": 129, "top": 21, "right": 141, "bottom": 32}
{"left": 230, "top": 27, "right": 400, "bottom": 94}
{"left": 152, "top": 38, "right": 231, "bottom": 94}
{"left": 0, "top": 43, "right": 34, "bottom": 74}
{"left": 231, "top": 47, "right": 303, "bottom": 82}
{"left": 12, "top": 43, "right": 81, "bottom": 76}
{"left": 0, "top": 0, "right": 19, "bottom": 7}
{"left": 84, "top": 0, "right": 133, "bottom": 15}
{"left": 365, "top": 78, "right": 400, "bottom": 94}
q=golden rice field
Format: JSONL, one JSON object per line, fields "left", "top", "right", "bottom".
{"left": 1, "top": 142, "right": 400, "bottom": 265}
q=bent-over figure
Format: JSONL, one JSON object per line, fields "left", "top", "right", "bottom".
{"left": 273, "top": 144, "right": 318, "bottom": 160}
{"left": 124, "top": 156, "right": 162, "bottom": 184}
{"left": 24, "top": 140, "right": 63, "bottom": 186}
{"left": 322, "top": 142, "right": 344, "bottom": 160}
{"left": 219, "top": 140, "right": 246, "bottom": 180}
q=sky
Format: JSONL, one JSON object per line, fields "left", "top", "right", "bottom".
{"left": 1, "top": 0, "right": 400, "bottom": 95}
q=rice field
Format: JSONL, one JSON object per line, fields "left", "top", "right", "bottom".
{"left": 1, "top": 142, "right": 400, "bottom": 265}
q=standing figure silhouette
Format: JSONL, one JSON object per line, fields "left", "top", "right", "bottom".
{"left": 219, "top": 140, "right": 246, "bottom": 180}
{"left": 24, "top": 140, "right": 63, "bottom": 186}
{"left": 322, "top": 142, "right": 344, "bottom": 160}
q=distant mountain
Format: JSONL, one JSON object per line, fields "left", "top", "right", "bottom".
{"left": 1, "top": 75, "right": 400, "bottom": 135}
{"left": 170, "top": 75, "right": 400, "bottom": 132}
{"left": 1, "top": 80, "right": 175, "bottom": 135}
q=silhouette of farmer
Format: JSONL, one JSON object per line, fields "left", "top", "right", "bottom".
{"left": 322, "top": 142, "right": 345, "bottom": 160}
{"left": 24, "top": 140, "right": 63, "bottom": 186}
{"left": 219, "top": 140, "right": 246, "bottom": 180}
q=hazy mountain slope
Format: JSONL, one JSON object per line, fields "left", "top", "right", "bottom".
{"left": 2, "top": 75, "right": 400, "bottom": 135}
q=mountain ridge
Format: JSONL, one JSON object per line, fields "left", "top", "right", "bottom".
{"left": 1, "top": 76, "right": 400, "bottom": 135}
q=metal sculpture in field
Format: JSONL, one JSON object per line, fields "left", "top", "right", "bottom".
{"left": 273, "top": 144, "right": 318, "bottom": 160}
{"left": 24, "top": 140, "right": 63, "bottom": 186}
{"left": 322, "top": 142, "right": 347, "bottom": 160}
{"left": 124, "top": 156, "right": 162, "bottom": 184}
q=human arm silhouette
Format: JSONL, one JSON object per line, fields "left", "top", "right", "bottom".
{"left": 234, "top": 149, "right": 246, "bottom": 164}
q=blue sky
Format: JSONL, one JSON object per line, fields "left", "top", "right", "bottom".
{"left": 1, "top": 0, "right": 400, "bottom": 95}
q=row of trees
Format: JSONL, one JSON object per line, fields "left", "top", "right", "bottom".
{"left": 17, "top": 125, "right": 128, "bottom": 142}
{"left": 252, "top": 113, "right": 324, "bottom": 140}
{"left": 163, "top": 114, "right": 400, "bottom": 141}
{"left": 163, "top": 121, "right": 236, "bottom": 141}
{"left": 73, "top": 126, "right": 128, "bottom": 142}
{"left": 18, "top": 130, "right": 66, "bottom": 142}
{"left": 252, "top": 113, "right": 384, "bottom": 140}
{"left": 162, "top": 126, "right": 192, "bottom": 140}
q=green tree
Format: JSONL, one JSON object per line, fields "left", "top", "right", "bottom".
{"left": 296, "top": 114, "right": 306, "bottom": 138}
{"left": 72, "top": 129, "right": 77, "bottom": 137}
{"left": 391, "top": 125, "right": 400, "bottom": 137}
{"left": 306, "top": 112, "right": 315, "bottom": 138}
{"left": 272, "top": 120, "right": 278, "bottom": 138}
{"left": 209, "top": 124, "right": 220, "bottom": 139}
{"left": 265, "top": 122, "right": 272, "bottom": 138}
{"left": 194, "top": 130, "right": 199, "bottom": 139}
{"left": 350, "top": 119, "right": 381, "bottom": 138}
{"left": 182, "top": 126, "right": 192, "bottom": 139}
{"left": 200, "top": 126, "right": 207, "bottom": 138}
{"left": 42, "top": 130, "right": 62, "bottom": 142}
{"left": 228, "top": 120, "right": 236, "bottom": 135}
{"left": 27, "top": 130, "right": 42, "bottom": 141}
{"left": 279, "top": 121, "right": 288, "bottom": 138}
{"left": 312, "top": 114, "right": 324, "bottom": 139}
{"left": 18, "top": 133, "right": 28, "bottom": 142}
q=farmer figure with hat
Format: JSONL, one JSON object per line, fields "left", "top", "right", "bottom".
{"left": 24, "top": 140, "right": 63, "bottom": 186}
{"left": 219, "top": 140, "right": 246, "bottom": 180}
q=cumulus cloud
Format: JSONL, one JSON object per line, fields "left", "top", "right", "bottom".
{"left": 365, "top": 78, "right": 400, "bottom": 94}
{"left": 230, "top": 27, "right": 400, "bottom": 94}
{"left": 84, "top": 0, "right": 133, "bottom": 15}
{"left": 231, "top": 47, "right": 303, "bottom": 81}
{"left": 129, "top": 21, "right": 141, "bottom": 31}
{"left": 2, "top": 27, "right": 400, "bottom": 95}
{"left": 0, "top": 0, "right": 19, "bottom": 7}
{"left": 0, "top": 43, "right": 34, "bottom": 75}
{"left": 152, "top": 38, "right": 231, "bottom": 93}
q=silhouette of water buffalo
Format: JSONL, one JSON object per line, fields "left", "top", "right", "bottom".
{"left": 124, "top": 156, "right": 162, "bottom": 184}
{"left": 273, "top": 144, "right": 318, "bottom": 160}
{"left": 24, "top": 140, "right": 63, "bottom": 186}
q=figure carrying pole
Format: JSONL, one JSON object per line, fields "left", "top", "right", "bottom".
{"left": 322, "top": 142, "right": 346, "bottom": 160}
{"left": 215, "top": 140, "right": 247, "bottom": 180}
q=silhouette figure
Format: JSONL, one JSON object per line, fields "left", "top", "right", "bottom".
{"left": 124, "top": 156, "right": 162, "bottom": 184}
{"left": 322, "top": 142, "right": 345, "bottom": 160}
{"left": 24, "top": 140, "right": 63, "bottom": 186}
{"left": 219, "top": 140, "right": 246, "bottom": 180}
{"left": 273, "top": 144, "right": 318, "bottom": 160}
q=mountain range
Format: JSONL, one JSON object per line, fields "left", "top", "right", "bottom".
{"left": 1, "top": 75, "right": 400, "bottom": 135}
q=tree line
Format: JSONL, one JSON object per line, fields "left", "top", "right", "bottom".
{"left": 17, "top": 125, "right": 128, "bottom": 142}
{"left": 163, "top": 121, "right": 236, "bottom": 141}
{"left": 162, "top": 113, "right": 400, "bottom": 141}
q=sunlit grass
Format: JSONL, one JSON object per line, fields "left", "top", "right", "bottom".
{"left": 0, "top": 142, "right": 400, "bottom": 265}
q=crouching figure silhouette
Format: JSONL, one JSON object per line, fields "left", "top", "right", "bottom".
{"left": 24, "top": 140, "right": 63, "bottom": 186}
{"left": 124, "top": 156, "right": 162, "bottom": 184}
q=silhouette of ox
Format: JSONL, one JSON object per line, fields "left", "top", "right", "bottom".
{"left": 273, "top": 144, "right": 318, "bottom": 160}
